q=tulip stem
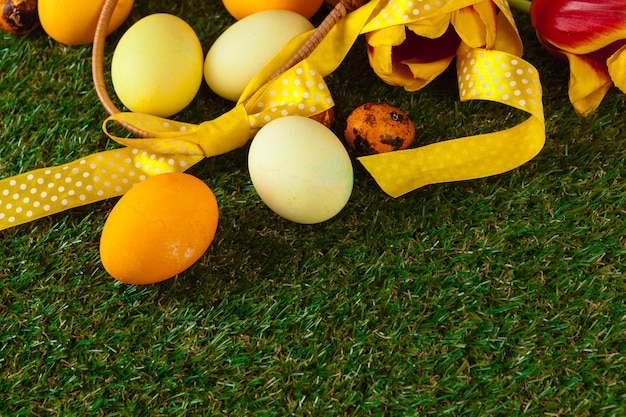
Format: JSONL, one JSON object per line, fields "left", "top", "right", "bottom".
{"left": 508, "top": 0, "right": 531, "bottom": 13}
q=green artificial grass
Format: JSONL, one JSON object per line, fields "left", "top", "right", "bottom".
{"left": 1, "top": 1, "right": 625, "bottom": 416}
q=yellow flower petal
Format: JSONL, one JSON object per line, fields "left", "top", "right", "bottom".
{"left": 367, "top": 42, "right": 395, "bottom": 78}
{"left": 406, "top": 15, "right": 450, "bottom": 39}
{"left": 494, "top": 8, "right": 523, "bottom": 56}
{"left": 451, "top": 1, "right": 496, "bottom": 48}
{"left": 366, "top": 25, "right": 406, "bottom": 48}
{"left": 566, "top": 52, "right": 612, "bottom": 116}
{"left": 404, "top": 55, "right": 456, "bottom": 91}
{"left": 607, "top": 44, "right": 626, "bottom": 94}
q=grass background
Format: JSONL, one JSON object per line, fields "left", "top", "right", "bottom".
{"left": 1, "top": 1, "right": 625, "bottom": 415}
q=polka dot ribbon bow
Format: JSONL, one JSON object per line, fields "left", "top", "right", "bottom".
{"left": 356, "top": 0, "right": 545, "bottom": 197}
{"left": 0, "top": 60, "right": 334, "bottom": 230}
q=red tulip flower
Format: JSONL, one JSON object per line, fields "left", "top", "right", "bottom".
{"left": 529, "top": 0, "right": 626, "bottom": 115}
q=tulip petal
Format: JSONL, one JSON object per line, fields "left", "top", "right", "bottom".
{"left": 366, "top": 25, "right": 406, "bottom": 48}
{"left": 565, "top": 52, "right": 612, "bottom": 115}
{"left": 452, "top": 1, "right": 497, "bottom": 49}
{"left": 367, "top": 22, "right": 461, "bottom": 92}
{"left": 404, "top": 56, "right": 456, "bottom": 91}
{"left": 406, "top": 15, "right": 451, "bottom": 39}
{"left": 530, "top": 0, "right": 626, "bottom": 54}
{"left": 607, "top": 44, "right": 626, "bottom": 95}
{"left": 367, "top": 42, "right": 396, "bottom": 80}
{"left": 494, "top": 7, "right": 523, "bottom": 56}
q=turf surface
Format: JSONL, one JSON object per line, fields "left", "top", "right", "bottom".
{"left": 1, "top": 1, "right": 625, "bottom": 415}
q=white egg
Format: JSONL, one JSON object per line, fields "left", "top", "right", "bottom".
{"left": 204, "top": 10, "right": 314, "bottom": 101}
{"left": 248, "top": 116, "right": 353, "bottom": 224}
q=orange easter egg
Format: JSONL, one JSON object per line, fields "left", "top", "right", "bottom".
{"left": 99, "top": 173, "right": 219, "bottom": 285}
{"left": 38, "top": 0, "right": 134, "bottom": 45}
{"left": 221, "top": 0, "right": 324, "bottom": 20}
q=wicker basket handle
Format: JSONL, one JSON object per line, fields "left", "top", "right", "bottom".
{"left": 91, "top": 0, "right": 366, "bottom": 137}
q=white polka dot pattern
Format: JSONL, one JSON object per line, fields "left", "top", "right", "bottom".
{"left": 0, "top": 61, "right": 334, "bottom": 230}
{"left": 362, "top": 0, "right": 516, "bottom": 33}
{"left": 457, "top": 49, "right": 544, "bottom": 119}
{"left": 247, "top": 65, "right": 333, "bottom": 132}
{"left": 0, "top": 148, "right": 200, "bottom": 227}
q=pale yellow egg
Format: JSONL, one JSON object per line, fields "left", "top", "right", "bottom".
{"left": 248, "top": 116, "right": 353, "bottom": 224}
{"left": 204, "top": 10, "right": 314, "bottom": 102}
{"left": 111, "top": 14, "right": 204, "bottom": 117}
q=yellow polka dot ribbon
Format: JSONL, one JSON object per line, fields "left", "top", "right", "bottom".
{"left": 0, "top": 61, "right": 334, "bottom": 230}
{"left": 355, "top": 0, "right": 545, "bottom": 197}
{"left": 358, "top": 47, "right": 545, "bottom": 197}
{"left": 362, "top": 0, "right": 516, "bottom": 31}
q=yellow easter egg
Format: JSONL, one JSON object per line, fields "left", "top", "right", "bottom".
{"left": 111, "top": 14, "right": 204, "bottom": 117}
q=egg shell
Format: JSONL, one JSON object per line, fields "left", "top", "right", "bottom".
{"left": 99, "top": 173, "right": 219, "bottom": 285}
{"left": 111, "top": 14, "right": 204, "bottom": 117}
{"left": 204, "top": 10, "right": 314, "bottom": 102}
{"left": 0, "top": 0, "right": 39, "bottom": 35}
{"left": 344, "top": 103, "right": 416, "bottom": 156}
{"left": 38, "top": 0, "right": 134, "bottom": 45}
{"left": 309, "top": 108, "right": 335, "bottom": 129}
{"left": 221, "top": 0, "right": 324, "bottom": 20}
{"left": 248, "top": 116, "right": 353, "bottom": 224}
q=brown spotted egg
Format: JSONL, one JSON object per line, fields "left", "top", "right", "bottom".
{"left": 0, "top": 0, "right": 38, "bottom": 35}
{"left": 344, "top": 103, "right": 415, "bottom": 156}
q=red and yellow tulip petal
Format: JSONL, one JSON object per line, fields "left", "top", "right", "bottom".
{"left": 530, "top": 0, "right": 626, "bottom": 55}
{"left": 607, "top": 44, "right": 626, "bottom": 95}
{"left": 565, "top": 52, "right": 613, "bottom": 116}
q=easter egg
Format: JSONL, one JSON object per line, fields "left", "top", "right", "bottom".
{"left": 222, "top": 0, "right": 324, "bottom": 20}
{"left": 204, "top": 10, "right": 314, "bottom": 102}
{"left": 111, "top": 14, "right": 204, "bottom": 117}
{"left": 310, "top": 108, "right": 335, "bottom": 129}
{"left": 38, "top": 0, "right": 134, "bottom": 45}
{"left": 0, "top": 0, "right": 39, "bottom": 35}
{"left": 344, "top": 103, "right": 415, "bottom": 156}
{"left": 248, "top": 116, "right": 353, "bottom": 224}
{"left": 99, "top": 173, "right": 219, "bottom": 285}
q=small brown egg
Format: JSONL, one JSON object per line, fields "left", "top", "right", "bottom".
{"left": 309, "top": 107, "right": 335, "bottom": 128}
{"left": 0, "top": 0, "right": 39, "bottom": 35}
{"left": 344, "top": 102, "right": 415, "bottom": 156}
